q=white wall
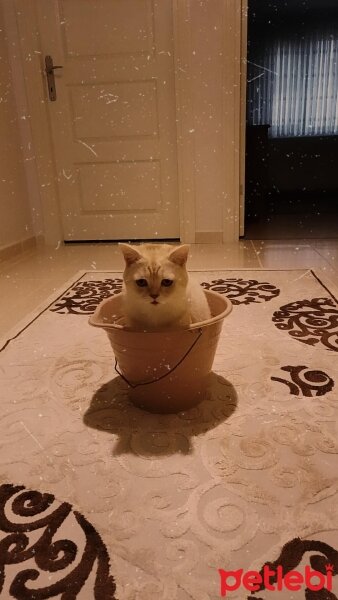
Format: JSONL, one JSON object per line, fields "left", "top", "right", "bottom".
{"left": 0, "top": 1, "right": 34, "bottom": 250}
{"left": 189, "top": 0, "right": 241, "bottom": 241}
{"left": 191, "top": 1, "right": 226, "bottom": 234}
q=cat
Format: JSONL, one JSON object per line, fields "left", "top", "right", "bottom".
{"left": 119, "top": 243, "right": 211, "bottom": 330}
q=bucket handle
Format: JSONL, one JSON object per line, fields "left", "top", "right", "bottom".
{"left": 114, "top": 327, "right": 203, "bottom": 388}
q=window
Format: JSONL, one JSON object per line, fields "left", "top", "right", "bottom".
{"left": 247, "top": 29, "right": 338, "bottom": 137}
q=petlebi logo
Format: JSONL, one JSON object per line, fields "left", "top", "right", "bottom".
{"left": 218, "top": 563, "right": 333, "bottom": 596}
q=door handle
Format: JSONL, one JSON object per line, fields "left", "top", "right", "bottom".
{"left": 45, "top": 55, "right": 63, "bottom": 101}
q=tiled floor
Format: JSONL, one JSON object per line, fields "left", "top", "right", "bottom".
{"left": 0, "top": 239, "right": 337, "bottom": 338}
{"left": 245, "top": 213, "right": 338, "bottom": 239}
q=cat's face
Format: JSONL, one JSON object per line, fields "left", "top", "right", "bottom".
{"left": 119, "top": 243, "right": 189, "bottom": 307}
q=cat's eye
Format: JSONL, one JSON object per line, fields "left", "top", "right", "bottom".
{"left": 161, "top": 279, "right": 173, "bottom": 287}
{"left": 135, "top": 278, "right": 148, "bottom": 287}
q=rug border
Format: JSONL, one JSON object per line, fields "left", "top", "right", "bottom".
{"left": 1, "top": 267, "right": 337, "bottom": 353}
{"left": 0, "top": 270, "right": 87, "bottom": 352}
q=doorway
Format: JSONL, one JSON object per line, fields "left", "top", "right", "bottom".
{"left": 244, "top": 0, "right": 338, "bottom": 239}
{"left": 37, "top": 0, "right": 180, "bottom": 242}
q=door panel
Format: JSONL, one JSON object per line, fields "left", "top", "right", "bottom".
{"left": 61, "top": 0, "right": 154, "bottom": 56}
{"left": 70, "top": 82, "right": 158, "bottom": 139}
{"left": 79, "top": 162, "right": 161, "bottom": 212}
{"left": 38, "top": 0, "right": 179, "bottom": 241}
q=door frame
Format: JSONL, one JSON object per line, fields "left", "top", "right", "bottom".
{"left": 239, "top": 0, "right": 248, "bottom": 237}
{"left": 13, "top": 0, "right": 244, "bottom": 245}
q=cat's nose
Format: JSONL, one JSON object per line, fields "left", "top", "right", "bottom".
{"left": 150, "top": 293, "right": 159, "bottom": 299}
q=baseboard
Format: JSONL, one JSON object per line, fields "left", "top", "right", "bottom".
{"left": 0, "top": 235, "right": 40, "bottom": 263}
{"left": 195, "top": 231, "right": 223, "bottom": 244}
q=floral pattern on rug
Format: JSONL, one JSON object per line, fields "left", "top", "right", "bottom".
{"left": 0, "top": 483, "right": 116, "bottom": 599}
{"left": 271, "top": 365, "right": 334, "bottom": 397}
{"left": 272, "top": 297, "right": 338, "bottom": 352}
{"left": 50, "top": 276, "right": 281, "bottom": 315}
{"left": 246, "top": 537, "right": 338, "bottom": 599}
{"left": 201, "top": 278, "right": 280, "bottom": 305}
{"left": 50, "top": 279, "right": 123, "bottom": 315}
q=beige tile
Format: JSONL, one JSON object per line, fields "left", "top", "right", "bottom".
{"left": 245, "top": 214, "right": 338, "bottom": 240}
{"left": 4, "top": 242, "right": 124, "bottom": 273}
{"left": 0, "top": 278, "right": 68, "bottom": 338}
{"left": 0, "top": 236, "right": 37, "bottom": 264}
{"left": 185, "top": 242, "right": 260, "bottom": 269}
{"left": 0, "top": 247, "right": 41, "bottom": 276}
{"left": 21, "top": 236, "right": 38, "bottom": 252}
{"left": 309, "top": 239, "right": 338, "bottom": 274}
{"left": 0, "top": 241, "right": 22, "bottom": 262}
{"left": 251, "top": 240, "right": 336, "bottom": 272}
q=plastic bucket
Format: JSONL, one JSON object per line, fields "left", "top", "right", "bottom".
{"left": 89, "top": 290, "right": 232, "bottom": 413}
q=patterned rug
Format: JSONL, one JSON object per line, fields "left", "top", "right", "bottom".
{"left": 0, "top": 269, "right": 338, "bottom": 599}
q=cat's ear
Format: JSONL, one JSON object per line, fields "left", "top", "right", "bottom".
{"left": 119, "top": 243, "right": 142, "bottom": 266}
{"left": 168, "top": 244, "right": 190, "bottom": 266}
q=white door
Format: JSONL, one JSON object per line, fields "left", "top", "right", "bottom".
{"left": 37, "top": 0, "right": 180, "bottom": 241}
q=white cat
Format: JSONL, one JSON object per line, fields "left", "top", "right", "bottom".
{"left": 119, "top": 243, "right": 211, "bottom": 330}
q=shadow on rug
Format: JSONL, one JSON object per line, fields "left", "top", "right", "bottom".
{"left": 84, "top": 371, "right": 238, "bottom": 456}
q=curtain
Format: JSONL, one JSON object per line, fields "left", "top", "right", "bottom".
{"left": 247, "top": 29, "right": 338, "bottom": 137}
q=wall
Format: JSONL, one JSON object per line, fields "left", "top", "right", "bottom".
{"left": 0, "top": 1, "right": 34, "bottom": 251}
{"left": 190, "top": 1, "right": 226, "bottom": 238}
{"left": 190, "top": 0, "right": 241, "bottom": 242}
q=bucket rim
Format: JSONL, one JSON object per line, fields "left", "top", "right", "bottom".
{"left": 88, "top": 289, "right": 232, "bottom": 333}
